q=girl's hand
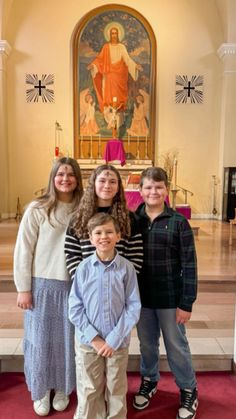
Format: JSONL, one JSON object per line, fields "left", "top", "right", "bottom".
{"left": 17, "top": 291, "right": 33, "bottom": 310}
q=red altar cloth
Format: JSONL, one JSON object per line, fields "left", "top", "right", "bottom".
{"left": 125, "top": 190, "right": 144, "bottom": 211}
{"left": 176, "top": 204, "right": 191, "bottom": 219}
{"left": 103, "top": 139, "right": 126, "bottom": 166}
{"left": 125, "top": 190, "right": 170, "bottom": 212}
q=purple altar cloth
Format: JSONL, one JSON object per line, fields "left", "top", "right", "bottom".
{"left": 125, "top": 190, "right": 170, "bottom": 212}
{"left": 103, "top": 139, "right": 126, "bottom": 166}
{"left": 175, "top": 205, "right": 191, "bottom": 219}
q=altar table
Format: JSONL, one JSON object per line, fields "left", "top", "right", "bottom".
{"left": 175, "top": 204, "right": 191, "bottom": 219}
{"left": 125, "top": 190, "right": 170, "bottom": 212}
{"left": 125, "top": 190, "right": 144, "bottom": 211}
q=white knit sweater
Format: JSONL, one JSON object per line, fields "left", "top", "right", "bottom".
{"left": 14, "top": 201, "right": 74, "bottom": 292}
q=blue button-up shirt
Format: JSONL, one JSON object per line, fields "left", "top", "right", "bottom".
{"left": 69, "top": 251, "right": 141, "bottom": 350}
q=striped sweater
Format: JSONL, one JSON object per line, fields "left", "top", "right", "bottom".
{"left": 64, "top": 211, "right": 143, "bottom": 279}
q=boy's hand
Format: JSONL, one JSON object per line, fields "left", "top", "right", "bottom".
{"left": 176, "top": 308, "right": 191, "bottom": 324}
{"left": 17, "top": 292, "right": 33, "bottom": 310}
{"left": 91, "top": 336, "right": 106, "bottom": 353}
{"left": 98, "top": 343, "right": 114, "bottom": 358}
{"left": 91, "top": 336, "right": 114, "bottom": 357}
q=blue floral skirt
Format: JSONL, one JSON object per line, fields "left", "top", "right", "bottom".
{"left": 24, "top": 277, "right": 76, "bottom": 400}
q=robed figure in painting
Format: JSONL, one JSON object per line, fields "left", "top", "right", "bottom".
{"left": 87, "top": 25, "right": 143, "bottom": 114}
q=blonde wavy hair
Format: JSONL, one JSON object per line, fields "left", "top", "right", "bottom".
{"left": 71, "top": 164, "right": 130, "bottom": 238}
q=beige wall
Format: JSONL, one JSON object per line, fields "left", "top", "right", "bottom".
{"left": 2, "top": 0, "right": 231, "bottom": 216}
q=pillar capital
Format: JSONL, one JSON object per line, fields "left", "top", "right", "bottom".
{"left": 217, "top": 43, "right": 236, "bottom": 60}
{"left": 0, "top": 40, "right": 12, "bottom": 56}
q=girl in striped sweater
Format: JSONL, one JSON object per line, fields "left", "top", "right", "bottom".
{"left": 65, "top": 164, "right": 143, "bottom": 278}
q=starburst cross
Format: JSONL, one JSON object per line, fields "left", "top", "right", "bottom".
{"left": 26, "top": 74, "right": 54, "bottom": 103}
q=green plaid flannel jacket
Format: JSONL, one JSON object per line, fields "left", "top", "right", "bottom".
{"left": 134, "top": 203, "right": 198, "bottom": 312}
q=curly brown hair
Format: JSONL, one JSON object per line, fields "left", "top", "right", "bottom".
{"left": 71, "top": 164, "right": 130, "bottom": 238}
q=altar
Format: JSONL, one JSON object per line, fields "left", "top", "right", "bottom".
{"left": 103, "top": 139, "right": 126, "bottom": 166}
{"left": 124, "top": 190, "right": 171, "bottom": 211}
{"left": 175, "top": 204, "right": 191, "bottom": 219}
{"left": 77, "top": 159, "right": 153, "bottom": 188}
{"left": 125, "top": 190, "right": 143, "bottom": 211}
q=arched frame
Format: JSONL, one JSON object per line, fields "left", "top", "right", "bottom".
{"left": 73, "top": 4, "right": 156, "bottom": 162}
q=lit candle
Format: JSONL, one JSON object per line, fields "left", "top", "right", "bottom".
{"left": 113, "top": 97, "right": 117, "bottom": 103}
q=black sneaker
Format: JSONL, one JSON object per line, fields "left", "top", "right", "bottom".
{"left": 133, "top": 377, "right": 157, "bottom": 410}
{"left": 177, "top": 388, "right": 198, "bottom": 419}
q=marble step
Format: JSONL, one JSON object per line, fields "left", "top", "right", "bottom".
{"left": 0, "top": 334, "right": 233, "bottom": 373}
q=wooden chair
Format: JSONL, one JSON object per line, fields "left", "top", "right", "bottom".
{"left": 229, "top": 209, "right": 236, "bottom": 245}
{"left": 126, "top": 172, "right": 141, "bottom": 189}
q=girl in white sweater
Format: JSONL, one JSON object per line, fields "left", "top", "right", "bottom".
{"left": 14, "top": 157, "right": 83, "bottom": 416}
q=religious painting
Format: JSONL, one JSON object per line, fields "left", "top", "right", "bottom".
{"left": 73, "top": 4, "right": 156, "bottom": 161}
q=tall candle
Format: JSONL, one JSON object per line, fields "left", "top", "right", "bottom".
{"left": 173, "top": 159, "right": 177, "bottom": 188}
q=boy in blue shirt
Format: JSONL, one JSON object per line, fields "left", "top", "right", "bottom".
{"left": 133, "top": 167, "right": 198, "bottom": 419}
{"left": 69, "top": 213, "right": 141, "bottom": 419}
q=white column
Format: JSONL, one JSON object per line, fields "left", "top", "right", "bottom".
{"left": 217, "top": 43, "right": 236, "bottom": 167}
{"left": 217, "top": 43, "right": 236, "bottom": 217}
{"left": 218, "top": 44, "right": 236, "bottom": 373}
{"left": 0, "top": 40, "right": 11, "bottom": 219}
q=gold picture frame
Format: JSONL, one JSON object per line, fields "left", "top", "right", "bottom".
{"left": 73, "top": 4, "right": 156, "bottom": 162}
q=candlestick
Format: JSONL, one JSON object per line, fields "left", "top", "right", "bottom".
{"left": 98, "top": 134, "right": 101, "bottom": 158}
{"left": 90, "top": 135, "right": 93, "bottom": 159}
{"left": 55, "top": 121, "right": 62, "bottom": 158}
{"left": 80, "top": 136, "right": 84, "bottom": 158}
{"left": 173, "top": 158, "right": 177, "bottom": 189}
{"left": 136, "top": 136, "right": 140, "bottom": 159}
{"left": 128, "top": 135, "right": 130, "bottom": 156}
{"left": 145, "top": 135, "right": 148, "bottom": 159}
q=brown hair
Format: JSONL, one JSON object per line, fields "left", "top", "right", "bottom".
{"left": 71, "top": 164, "right": 130, "bottom": 238}
{"left": 87, "top": 213, "right": 121, "bottom": 235}
{"left": 35, "top": 157, "right": 83, "bottom": 220}
{"left": 110, "top": 27, "right": 119, "bottom": 42}
{"left": 140, "top": 167, "right": 168, "bottom": 187}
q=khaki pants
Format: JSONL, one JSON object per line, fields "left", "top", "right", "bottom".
{"left": 74, "top": 339, "right": 129, "bottom": 419}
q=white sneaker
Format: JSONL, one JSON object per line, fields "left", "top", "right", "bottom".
{"left": 33, "top": 391, "right": 50, "bottom": 416}
{"left": 133, "top": 377, "right": 157, "bottom": 410}
{"left": 52, "top": 390, "right": 69, "bottom": 411}
{"left": 177, "top": 388, "right": 198, "bottom": 419}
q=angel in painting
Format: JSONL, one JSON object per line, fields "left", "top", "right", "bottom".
{"left": 127, "top": 89, "right": 149, "bottom": 137}
{"left": 80, "top": 89, "right": 99, "bottom": 135}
